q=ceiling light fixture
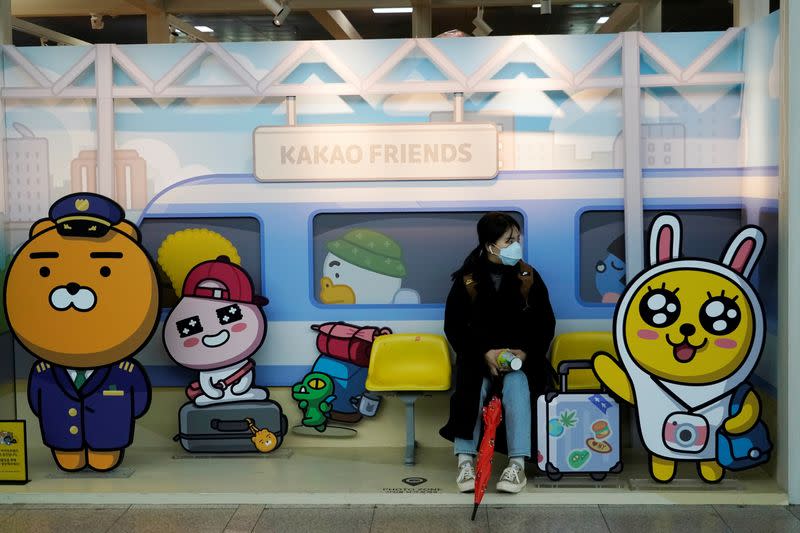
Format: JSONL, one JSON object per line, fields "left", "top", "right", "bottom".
{"left": 373, "top": 7, "right": 413, "bottom": 13}
{"left": 194, "top": 25, "right": 214, "bottom": 33}
{"left": 472, "top": 7, "right": 493, "bottom": 37}
{"left": 596, "top": 16, "right": 610, "bottom": 24}
{"left": 273, "top": 2, "right": 292, "bottom": 26}
{"left": 540, "top": 0, "right": 552, "bottom": 15}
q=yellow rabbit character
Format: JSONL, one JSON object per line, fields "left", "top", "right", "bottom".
{"left": 592, "top": 213, "right": 771, "bottom": 483}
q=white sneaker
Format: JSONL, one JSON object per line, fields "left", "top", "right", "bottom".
{"left": 496, "top": 463, "right": 527, "bottom": 494}
{"left": 456, "top": 462, "right": 476, "bottom": 493}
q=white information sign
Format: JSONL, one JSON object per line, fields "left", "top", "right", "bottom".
{"left": 253, "top": 123, "right": 499, "bottom": 182}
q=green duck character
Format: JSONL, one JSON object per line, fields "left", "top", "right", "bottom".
{"left": 291, "top": 372, "right": 336, "bottom": 432}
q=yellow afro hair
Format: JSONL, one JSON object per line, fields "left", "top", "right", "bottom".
{"left": 157, "top": 228, "right": 241, "bottom": 297}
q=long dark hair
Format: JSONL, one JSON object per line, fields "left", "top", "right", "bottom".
{"left": 451, "top": 212, "right": 521, "bottom": 281}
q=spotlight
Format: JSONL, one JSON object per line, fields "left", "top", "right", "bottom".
{"left": 90, "top": 14, "right": 105, "bottom": 30}
{"left": 472, "top": 7, "right": 492, "bottom": 37}
{"left": 541, "top": 0, "right": 552, "bottom": 14}
{"left": 273, "top": 3, "right": 291, "bottom": 26}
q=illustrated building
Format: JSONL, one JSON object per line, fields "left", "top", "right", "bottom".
{"left": 5, "top": 123, "right": 50, "bottom": 223}
{"left": 613, "top": 123, "right": 686, "bottom": 169}
{"left": 70, "top": 149, "right": 148, "bottom": 210}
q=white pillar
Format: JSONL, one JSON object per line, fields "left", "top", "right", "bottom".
{"left": 453, "top": 92, "right": 464, "bottom": 123}
{"left": 622, "top": 32, "right": 645, "bottom": 450}
{"left": 734, "top": 0, "right": 770, "bottom": 27}
{"left": 778, "top": 0, "right": 800, "bottom": 505}
{"left": 95, "top": 44, "right": 115, "bottom": 199}
{"left": 286, "top": 96, "right": 296, "bottom": 126}
{"left": 621, "top": 32, "right": 644, "bottom": 281}
{"left": 639, "top": 0, "right": 662, "bottom": 33}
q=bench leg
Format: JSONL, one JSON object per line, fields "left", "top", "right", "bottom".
{"left": 398, "top": 393, "right": 419, "bottom": 466}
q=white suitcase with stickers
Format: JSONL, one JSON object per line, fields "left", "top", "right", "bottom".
{"left": 536, "top": 360, "right": 623, "bottom": 481}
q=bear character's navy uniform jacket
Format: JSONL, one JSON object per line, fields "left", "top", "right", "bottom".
{"left": 28, "top": 359, "right": 151, "bottom": 451}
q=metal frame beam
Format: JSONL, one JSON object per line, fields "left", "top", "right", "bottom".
{"left": 596, "top": 3, "right": 639, "bottom": 34}
{"left": 308, "top": 9, "right": 361, "bottom": 39}
{"left": 10, "top": 17, "right": 90, "bottom": 45}
{"left": 166, "top": 14, "right": 218, "bottom": 42}
{"left": 734, "top": 0, "right": 770, "bottom": 27}
{"left": 411, "top": 0, "right": 432, "bottom": 38}
{"left": 0, "top": 30, "right": 746, "bottom": 100}
{"left": 13, "top": 0, "right": 637, "bottom": 17}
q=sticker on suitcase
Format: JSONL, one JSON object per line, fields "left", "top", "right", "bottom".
{"left": 547, "top": 410, "right": 578, "bottom": 439}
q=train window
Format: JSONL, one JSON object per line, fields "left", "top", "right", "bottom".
{"left": 138, "top": 217, "right": 262, "bottom": 309}
{"left": 579, "top": 209, "right": 743, "bottom": 305}
{"left": 312, "top": 211, "right": 524, "bottom": 305}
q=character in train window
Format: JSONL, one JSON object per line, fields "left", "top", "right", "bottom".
{"left": 579, "top": 209, "right": 745, "bottom": 306}
{"left": 138, "top": 217, "right": 262, "bottom": 309}
{"left": 595, "top": 234, "right": 626, "bottom": 304}
{"left": 320, "top": 228, "right": 420, "bottom": 305}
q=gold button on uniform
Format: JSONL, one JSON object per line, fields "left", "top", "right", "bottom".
{"left": 69, "top": 425, "right": 79, "bottom": 435}
{"left": 68, "top": 408, "right": 77, "bottom": 417}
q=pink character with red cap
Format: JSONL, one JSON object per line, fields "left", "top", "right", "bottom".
{"left": 163, "top": 255, "right": 269, "bottom": 407}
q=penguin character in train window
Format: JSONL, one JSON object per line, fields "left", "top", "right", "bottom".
{"left": 320, "top": 229, "right": 420, "bottom": 304}
{"left": 593, "top": 213, "right": 772, "bottom": 483}
{"left": 3, "top": 193, "right": 158, "bottom": 472}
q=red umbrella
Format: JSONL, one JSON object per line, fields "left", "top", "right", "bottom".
{"left": 471, "top": 389, "right": 503, "bottom": 521}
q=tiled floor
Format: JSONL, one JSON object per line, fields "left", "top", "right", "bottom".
{"left": 0, "top": 504, "right": 797, "bottom": 532}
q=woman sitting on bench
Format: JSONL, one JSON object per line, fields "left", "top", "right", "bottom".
{"left": 439, "top": 212, "right": 555, "bottom": 494}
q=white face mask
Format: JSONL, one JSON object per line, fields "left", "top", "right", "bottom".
{"left": 491, "top": 241, "right": 523, "bottom": 266}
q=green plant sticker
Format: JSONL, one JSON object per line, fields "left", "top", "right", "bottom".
{"left": 558, "top": 410, "right": 578, "bottom": 429}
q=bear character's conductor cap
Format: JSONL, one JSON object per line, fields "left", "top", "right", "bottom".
{"left": 49, "top": 192, "right": 125, "bottom": 238}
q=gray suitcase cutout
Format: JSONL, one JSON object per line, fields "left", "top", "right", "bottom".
{"left": 175, "top": 399, "right": 288, "bottom": 453}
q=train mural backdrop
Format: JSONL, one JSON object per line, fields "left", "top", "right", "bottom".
{"left": 0, "top": 13, "right": 780, "bottom": 447}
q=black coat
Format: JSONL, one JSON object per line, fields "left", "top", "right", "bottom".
{"left": 439, "top": 258, "right": 556, "bottom": 456}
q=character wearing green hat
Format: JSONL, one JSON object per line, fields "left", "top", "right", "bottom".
{"left": 319, "top": 228, "right": 420, "bottom": 305}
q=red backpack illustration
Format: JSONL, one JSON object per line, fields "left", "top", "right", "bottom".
{"left": 311, "top": 322, "right": 392, "bottom": 367}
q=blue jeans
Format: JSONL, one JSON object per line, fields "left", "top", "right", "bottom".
{"left": 453, "top": 371, "right": 531, "bottom": 459}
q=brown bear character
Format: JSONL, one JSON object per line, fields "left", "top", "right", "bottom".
{"left": 3, "top": 192, "right": 159, "bottom": 472}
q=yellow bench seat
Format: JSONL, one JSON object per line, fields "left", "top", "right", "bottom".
{"left": 366, "top": 333, "right": 452, "bottom": 465}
